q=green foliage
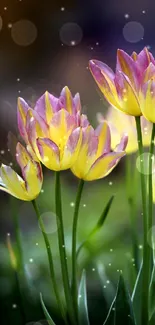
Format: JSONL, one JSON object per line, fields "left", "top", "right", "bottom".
{"left": 78, "top": 270, "right": 90, "bottom": 325}
{"left": 40, "top": 293, "right": 56, "bottom": 325}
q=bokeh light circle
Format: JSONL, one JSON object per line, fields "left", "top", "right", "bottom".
{"left": 11, "top": 20, "right": 37, "bottom": 46}
{"left": 123, "top": 21, "right": 144, "bottom": 43}
{"left": 38, "top": 211, "right": 58, "bottom": 234}
{"left": 136, "top": 153, "right": 155, "bottom": 175}
{"left": 59, "top": 22, "right": 83, "bottom": 46}
{"left": 0, "top": 16, "right": 3, "bottom": 31}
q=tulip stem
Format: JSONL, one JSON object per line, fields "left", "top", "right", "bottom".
{"left": 32, "top": 199, "right": 67, "bottom": 324}
{"left": 55, "top": 172, "right": 76, "bottom": 325}
{"left": 72, "top": 179, "right": 85, "bottom": 319}
{"left": 135, "top": 116, "right": 149, "bottom": 325}
{"left": 125, "top": 157, "right": 139, "bottom": 273}
{"left": 148, "top": 124, "right": 155, "bottom": 282}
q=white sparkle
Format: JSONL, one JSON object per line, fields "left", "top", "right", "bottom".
{"left": 1, "top": 150, "right": 5, "bottom": 154}
{"left": 71, "top": 40, "right": 76, "bottom": 46}
{"left": 70, "top": 202, "right": 75, "bottom": 207}
{"left": 139, "top": 245, "right": 143, "bottom": 249}
{"left": 124, "top": 14, "right": 130, "bottom": 19}
{"left": 61, "top": 7, "right": 65, "bottom": 11}
{"left": 8, "top": 23, "right": 12, "bottom": 29}
{"left": 142, "top": 10, "right": 146, "bottom": 14}
{"left": 109, "top": 181, "right": 113, "bottom": 186}
{"left": 12, "top": 304, "right": 17, "bottom": 309}
{"left": 83, "top": 204, "right": 86, "bottom": 207}
{"left": 92, "top": 268, "right": 95, "bottom": 271}
{"left": 29, "top": 258, "right": 33, "bottom": 263}
{"left": 36, "top": 243, "right": 38, "bottom": 246}
{"left": 110, "top": 248, "right": 113, "bottom": 252}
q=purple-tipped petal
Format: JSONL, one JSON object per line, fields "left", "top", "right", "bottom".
{"left": 136, "top": 47, "right": 155, "bottom": 69}
{"left": 95, "top": 121, "right": 111, "bottom": 155}
{"left": 114, "top": 134, "right": 128, "bottom": 152}
{"left": 36, "top": 138, "right": 60, "bottom": 170}
{"left": 34, "top": 91, "right": 59, "bottom": 123}
{"left": 58, "top": 86, "right": 74, "bottom": 114}
{"left": 17, "top": 97, "right": 30, "bottom": 143}
{"left": 66, "top": 127, "right": 82, "bottom": 153}
{"left": 89, "top": 60, "right": 121, "bottom": 110}
{"left": 116, "top": 49, "right": 141, "bottom": 91}
{"left": 73, "top": 93, "right": 81, "bottom": 113}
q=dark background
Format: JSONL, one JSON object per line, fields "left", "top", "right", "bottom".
{"left": 0, "top": 1, "right": 154, "bottom": 324}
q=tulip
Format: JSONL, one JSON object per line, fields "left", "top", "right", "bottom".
{"left": 89, "top": 47, "right": 155, "bottom": 116}
{"left": 97, "top": 107, "right": 152, "bottom": 154}
{"left": 0, "top": 143, "right": 43, "bottom": 200}
{"left": 71, "top": 121, "right": 128, "bottom": 181}
{"left": 17, "top": 87, "right": 89, "bottom": 171}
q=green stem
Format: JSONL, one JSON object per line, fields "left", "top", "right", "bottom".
{"left": 72, "top": 179, "right": 84, "bottom": 318}
{"left": 11, "top": 197, "right": 24, "bottom": 273}
{"left": 125, "top": 158, "right": 139, "bottom": 273}
{"left": 32, "top": 200, "right": 66, "bottom": 323}
{"left": 55, "top": 172, "right": 76, "bottom": 325}
{"left": 148, "top": 124, "right": 155, "bottom": 279}
{"left": 135, "top": 116, "right": 149, "bottom": 325}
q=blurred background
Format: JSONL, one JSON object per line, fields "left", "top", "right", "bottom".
{"left": 0, "top": 0, "right": 154, "bottom": 324}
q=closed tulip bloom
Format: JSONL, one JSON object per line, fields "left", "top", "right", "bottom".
{"left": 89, "top": 47, "right": 155, "bottom": 116}
{"left": 97, "top": 108, "right": 152, "bottom": 154}
{"left": 17, "top": 87, "right": 88, "bottom": 171}
{"left": 0, "top": 143, "right": 43, "bottom": 200}
{"left": 71, "top": 121, "right": 128, "bottom": 181}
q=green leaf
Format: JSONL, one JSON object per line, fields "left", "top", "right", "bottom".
{"left": 78, "top": 270, "right": 90, "bottom": 325}
{"left": 114, "top": 275, "right": 136, "bottom": 325}
{"left": 149, "top": 310, "right": 155, "bottom": 325}
{"left": 96, "top": 195, "right": 114, "bottom": 229}
{"left": 40, "top": 293, "right": 57, "bottom": 325}
{"left": 77, "top": 196, "right": 114, "bottom": 257}
{"left": 97, "top": 262, "right": 115, "bottom": 305}
{"left": 149, "top": 262, "right": 155, "bottom": 319}
{"left": 103, "top": 298, "right": 115, "bottom": 325}
{"left": 132, "top": 262, "right": 143, "bottom": 325}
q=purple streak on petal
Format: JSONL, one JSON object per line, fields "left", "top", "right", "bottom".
{"left": 66, "top": 127, "right": 81, "bottom": 152}
{"left": 116, "top": 49, "right": 141, "bottom": 91}
{"left": 58, "top": 86, "right": 74, "bottom": 114}
{"left": 17, "top": 97, "right": 29, "bottom": 142}
{"left": 73, "top": 93, "right": 81, "bottom": 113}
{"left": 37, "top": 138, "right": 59, "bottom": 159}
{"left": 136, "top": 48, "right": 155, "bottom": 70}
{"left": 115, "top": 71, "right": 139, "bottom": 105}
{"left": 90, "top": 60, "right": 115, "bottom": 80}
{"left": 95, "top": 122, "right": 111, "bottom": 154}
{"left": 89, "top": 60, "right": 115, "bottom": 86}
{"left": 142, "top": 62, "right": 155, "bottom": 82}
{"left": 114, "top": 134, "right": 128, "bottom": 152}
{"left": 51, "top": 109, "right": 76, "bottom": 131}
{"left": 34, "top": 92, "right": 59, "bottom": 120}
{"left": 80, "top": 114, "right": 90, "bottom": 127}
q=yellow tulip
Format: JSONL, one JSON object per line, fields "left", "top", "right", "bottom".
{"left": 97, "top": 107, "right": 152, "bottom": 154}
{"left": 0, "top": 143, "right": 43, "bottom": 200}
{"left": 71, "top": 121, "right": 128, "bottom": 181}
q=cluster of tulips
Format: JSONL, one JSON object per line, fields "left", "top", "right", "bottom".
{"left": 1, "top": 47, "right": 155, "bottom": 325}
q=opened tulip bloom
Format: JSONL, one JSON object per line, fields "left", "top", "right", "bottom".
{"left": 71, "top": 121, "right": 128, "bottom": 181}
{"left": 17, "top": 87, "right": 89, "bottom": 171}
{"left": 89, "top": 47, "right": 155, "bottom": 116}
{"left": 97, "top": 107, "right": 152, "bottom": 154}
{"left": 0, "top": 143, "right": 43, "bottom": 200}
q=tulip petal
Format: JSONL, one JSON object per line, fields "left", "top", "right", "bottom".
{"left": 140, "top": 80, "right": 155, "bottom": 123}
{"left": 89, "top": 60, "right": 122, "bottom": 111}
{"left": 61, "top": 127, "right": 82, "bottom": 169}
{"left": 58, "top": 86, "right": 75, "bottom": 114}
{"left": 17, "top": 97, "right": 29, "bottom": 143}
{"left": 116, "top": 49, "right": 141, "bottom": 91}
{"left": 37, "top": 138, "right": 60, "bottom": 170}
{"left": 49, "top": 109, "right": 76, "bottom": 148}
{"left": 115, "top": 71, "right": 141, "bottom": 115}
{"left": 142, "top": 63, "right": 155, "bottom": 83}
{"left": 136, "top": 47, "right": 155, "bottom": 69}
{"left": 0, "top": 164, "right": 28, "bottom": 200}
{"left": 85, "top": 151, "right": 125, "bottom": 181}
{"left": 71, "top": 126, "right": 98, "bottom": 179}
{"left": 95, "top": 121, "right": 111, "bottom": 157}
{"left": 114, "top": 134, "right": 128, "bottom": 152}
{"left": 34, "top": 91, "right": 59, "bottom": 123}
